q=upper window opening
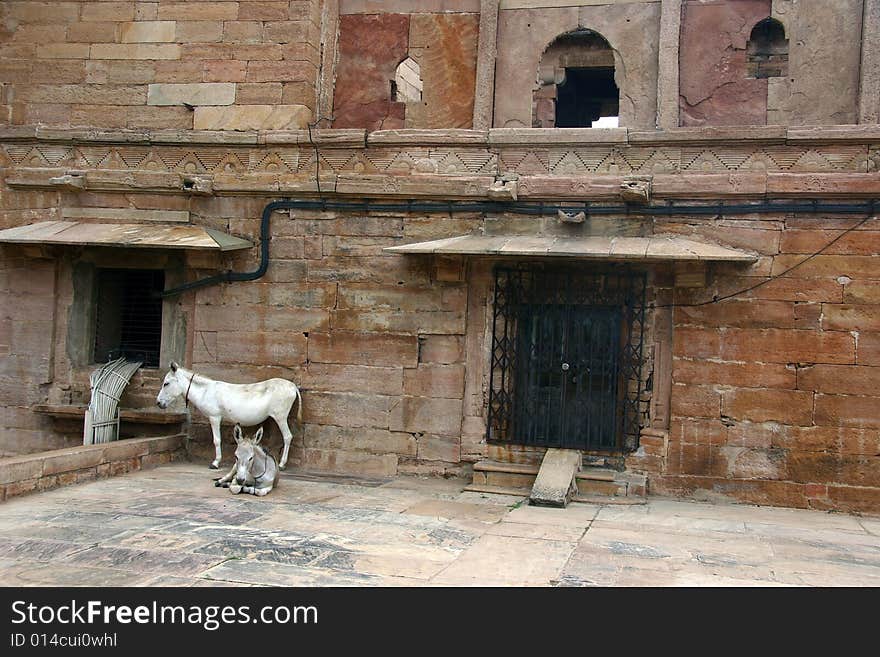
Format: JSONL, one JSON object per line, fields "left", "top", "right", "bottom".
{"left": 93, "top": 269, "right": 164, "bottom": 368}
{"left": 393, "top": 57, "right": 422, "bottom": 103}
{"left": 533, "top": 29, "right": 619, "bottom": 128}
{"left": 747, "top": 18, "right": 788, "bottom": 79}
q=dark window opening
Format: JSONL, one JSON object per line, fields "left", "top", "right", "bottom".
{"left": 93, "top": 269, "right": 164, "bottom": 367}
{"left": 747, "top": 18, "right": 788, "bottom": 78}
{"left": 555, "top": 67, "right": 619, "bottom": 128}
{"left": 532, "top": 29, "right": 619, "bottom": 128}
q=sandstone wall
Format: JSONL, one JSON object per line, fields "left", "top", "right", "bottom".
{"left": 331, "top": 11, "right": 479, "bottom": 130}
{"left": 0, "top": 1, "right": 323, "bottom": 130}
{"left": 635, "top": 212, "right": 880, "bottom": 513}
{"left": 493, "top": 2, "right": 661, "bottom": 129}
{"left": 679, "top": 0, "right": 864, "bottom": 126}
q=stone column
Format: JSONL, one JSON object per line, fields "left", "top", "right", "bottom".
{"left": 472, "top": 0, "right": 500, "bottom": 130}
{"left": 656, "top": 0, "right": 682, "bottom": 129}
{"left": 859, "top": 0, "right": 880, "bottom": 123}
{"left": 317, "top": 0, "right": 340, "bottom": 127}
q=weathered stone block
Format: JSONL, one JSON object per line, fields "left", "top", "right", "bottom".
{"left": 300, "top": 447, "right": 397, "bottom": 478}
{"left": 390, "top": 396, "right": 462, "bottom": 435}
{"left": 309, "top": 332, "right": 418, "bottom": 368}
{"left": 148, "top": 83, "right": 235, "bottom": 107}
{"left": 90, "top": 43, "right": 182, "bottom": 60}
{"left": 301, "top": 392, "right": 392, "bottom": 429}
{"left": 193, "top": 105, "right": 312, "bottom": 130}
{"left": 120, "top": 21, "right": 176, "bottom": 43}
{"left": 721, "top": 388, "right": 814, "bottom": 425}
{"left": 41, "top": 447, "right": 104, "bottom": 476}
{"left": 403, "top": 364, "right": 465, "bottom": 399}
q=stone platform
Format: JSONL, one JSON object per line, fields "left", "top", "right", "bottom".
{"left": 0, "top": 462, "right": 877, "bottom": 586}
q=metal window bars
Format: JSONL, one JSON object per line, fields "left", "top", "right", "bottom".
{"left": 487, "top": 265, "right": 647, "bottom": 452}
{"left": 83, "top": 357, "right": 142, "bottom": 445}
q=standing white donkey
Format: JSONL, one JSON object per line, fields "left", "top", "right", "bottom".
{"left": 214, "top": 424, "right": 278, "bottom": 496}
{"left": 156, "top": 362, "right": 302, "bottom": 470}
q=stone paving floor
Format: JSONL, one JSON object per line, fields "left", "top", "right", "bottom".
{"left": 0, "top": 462, "right": 878, "bottom": 586}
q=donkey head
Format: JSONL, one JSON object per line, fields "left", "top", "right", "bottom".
{"left": 233, "top": 424, "right": 265, "bottom": 485}
{"left": 156, "top": 361, "right": 185, "bottom": 409}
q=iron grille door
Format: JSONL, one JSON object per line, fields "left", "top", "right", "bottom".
{"left": 487, "top": 266, "right": 646, "bottom": 451}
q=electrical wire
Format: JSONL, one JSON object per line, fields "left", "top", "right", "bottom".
{"left": 650, "top": 213, "right": 876, "bottom": 309}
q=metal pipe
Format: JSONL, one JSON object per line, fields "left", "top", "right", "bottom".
{"left": 162, "top": 197, "right": 880, "bottom": 298}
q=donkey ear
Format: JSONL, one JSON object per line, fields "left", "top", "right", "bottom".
{"left": 170, "top": 361, "right": 179, "bottom": 372}
{"left": 253, "top": 427, "right": 264, "bottom": 445}
{"left": 233, "top": 424, "right": 243, "bottom": 443}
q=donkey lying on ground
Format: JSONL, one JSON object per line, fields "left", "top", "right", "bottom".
{"left": 156, "top": 362, "right": 302, "bottom": 470}
{"left": 214, "top": 424, "right": 278, "bottom": 496}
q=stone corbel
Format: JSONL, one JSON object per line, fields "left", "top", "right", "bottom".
{"left": 620, "top": 175, "right": 653, "bottom": 204}
{"left": 488, "top": 173, "right": 518, "bottom": 201}
{"left": 48, "top": 173, "right": 86, "bottom": 191}
{"left": 182, "top": 175, "right": 214, "bottom": 195}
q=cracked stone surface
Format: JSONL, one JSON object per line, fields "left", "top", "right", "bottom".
{"left": 0, "top": 463, "right": 878, "bottom": 587}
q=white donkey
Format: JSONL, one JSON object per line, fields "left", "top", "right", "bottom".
{"left": 156, "top": 362, "right": 302, "bottom": 470}
{"left": 214, "top": 424, "right": 278, "bottom": 496}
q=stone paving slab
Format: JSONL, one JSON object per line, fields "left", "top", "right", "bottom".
{"left": 0, "top": 462, "right": 878, "bottom": 587}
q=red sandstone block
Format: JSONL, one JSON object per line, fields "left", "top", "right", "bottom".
{"left": 797, "top": 363, "right": 880, "bottom": 395}
{"left": 714, "top": 276, "right": 843, "bottom": 303}
{"left": 301, "top": 391, "right": 392, "bottom": 429}
{"left": 418, "top": 335, "right": 464, "bottom": 364}
{"left": 770, "top": 255, "right": 880, "bottom": 280}
{"left": 725, "top": 422, "right": 773, "bottom": 448}
{"left": 390, "top": 396, "right": 463, "bottom": 436}
{"left": 826, "top": 484, "right": 880, "bottom": 514}
{"left": 5, "top": 478, "right": 39, "bottom": 498}
{"left": 417, "top": 434, "right": 461, "bottom": 462}
{"left": 223, "top": 21, "right": 264, "bottom": 43}
{"left": 858, "top": 332, "right": 880, "bottom": 365}
{"left": 672, "top": 327, "right": 720, "bottom": 359}
{"left": 844, "top": 281, "right": 880, "bottom": 304}
{"left": 720, "top": 329, "right": 855, "bottom": 364}
{"left": 821, "top": 304, "right": 880, "bottom": 331}
{"left": 81, "top": 2, "right": 135, "bottom": 22}
{"left": 204, "top": 60, "right": 247, "bottom": 82}
{"left": 814, "top": 393, "right": 880, "bottom": 428}
{"left": 158, "top": 3, "right": 238, "bottom": 21}
{"left": 721, "top": 388, "right": 814, "bottom": 425}
{"left": 673, "top": 358, "right": 796, "bottom": 389}
{"left": 67, "top": 22, "right": 119, "bottom": 43}
{"left": 670, "top": 417, "right": 728, "bottom": 445}
{"left": 309, "top": 332, "right": 418, "bottom": 368}
{"left": 246, "top": 60, "right": 316, "bottom": 83}
{"left": 41, "top": 448, "right": 104, "bottom": 476}
{"left": 804, "top": 483, "right": 828, "bottom": 498}
{"left": 238, "top": 2, "right": 290, "bottom": 22}
{"left": 403, "top": 364, "right": 465, "bottom": 399}
{"left": 670, "top": 383, "right": 721, "bottom": 419}
{"left": 780, "top": 229, "right": 880, "bottom": 256}
{"left": 215, "top": 331, "right": 308, "bottom": 367}
{"left": 6, "top": 2, "right": 80, "bottom": 23}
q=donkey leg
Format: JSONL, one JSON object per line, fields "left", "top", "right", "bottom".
{"left": 273, "top": 414, "right": 294, "bottom": 470}
{"left": 214, "top": 463, "right": 236, "bottom": 487}
{"left": 208, "top": 416, "right": 222, "bottom": 469}
{"left": 229, "top": 483, "right": 242, "bottom": 494}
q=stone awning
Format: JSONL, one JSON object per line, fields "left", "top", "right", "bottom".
{"left": 383, "top": 234, "right": 757, "bottom": 262}
{"left": 0, "top": 221, "right": 252, "bottom": 251}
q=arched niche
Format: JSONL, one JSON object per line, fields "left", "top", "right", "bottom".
{"left": 747, "top": 18, "right": 789, "bottom": 79}
{"left": 532, "top": 29, "right": 620, "bottom": 128}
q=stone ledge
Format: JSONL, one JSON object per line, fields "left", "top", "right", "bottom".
{"left": 2, "top": 124, "right": 879, "bottom": 149}
{"left": 369, "top": 129, "right": 489, "bottom": 146}
{"left": 0, "top": 434, "right": 186, "bottom": 502}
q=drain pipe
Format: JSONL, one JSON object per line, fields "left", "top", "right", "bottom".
{"left": 162, "top": 197, "right": 879, "bottom": 298}
{"left": 162, "top": 199, "right": 289, "bottom": 298}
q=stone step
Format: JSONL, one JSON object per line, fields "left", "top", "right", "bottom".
{"left": 577, "top": 466, "right": 616, "bottom": 482}
{"left": 473, "top": 460, "right": 539, "bottom": 475}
